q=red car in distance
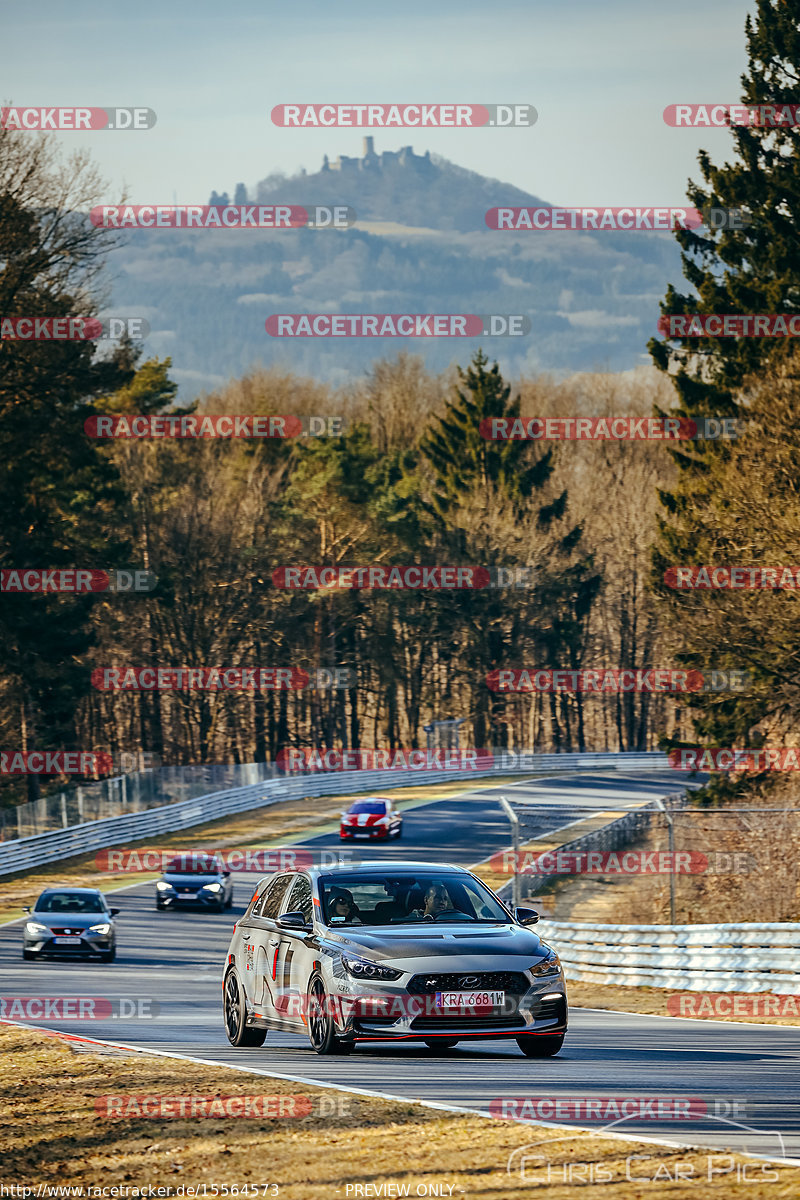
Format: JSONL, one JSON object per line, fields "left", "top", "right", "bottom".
{"left": 340, "top": 797, "right": 403, "bottom": 841}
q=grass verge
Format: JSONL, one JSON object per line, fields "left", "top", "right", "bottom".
{"left": 1, "top": 1024, "right": 797, "bottom": 1198}
{"left": 566, "top": 980, "right": 800, "bottom": 1026}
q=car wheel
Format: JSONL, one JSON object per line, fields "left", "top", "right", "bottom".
{"left": 99, "top": 947, "right": 116, "bottom": 962}
{"left": 156, "top": 901, "right": 166, "bottom": 910}
{"left": 424, "top": 1039, "right": 458, "bottom": 1050}
{"left": 307, "top": 974, "right": 352, "bottom": 1055}
{"left": 516, "top": 1033, "right": 564, "bottom": 1057}
{"left": 224, "top": 968, "right": 266, "bottom": 1047}
{"left": 225, "top": 891, "right": 233, "bottom": 909}
{"left": 22, "top": 949, "right": 38, "bottom": 961}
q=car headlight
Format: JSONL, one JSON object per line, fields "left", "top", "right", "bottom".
{"left": 25, "top": 921, "right": 48, "bottom": 936}
{"left": 202, "top": 883, "right": 223, "bottom": 892}
{"left": 342, "top": 955, "right": 402, "bottom": 981}
{"left": 156, "top": 881, "right": 173, "bottom": 891}
{"left": 530, "top": 951, "right": 561, "bottom": 977}
{"left": 88, "top": 923, "right": 111, "bottom": 935}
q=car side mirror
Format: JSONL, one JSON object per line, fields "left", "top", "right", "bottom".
{"left": 223, "top": 871, "right": 231, "bottom": 877}
{"left": 109, "top": 908, "right": 121, "bottom": 916}
{"left": 515, "top": 906, "right": 540, "bottom": 926}
{"left": 278, "top": 911, "right": 312, "bottom": 932}
{"left": 23, "top": 906, "right": 31, "bottom": 913}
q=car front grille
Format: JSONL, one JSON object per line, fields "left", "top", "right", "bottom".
{"left": 50, "top": 927, "right": 85, "bottom": 935}
{"left": 407, "top": 971, "right": 529, "bottom": 995}
{"left": 410, "top": 1013, "right": 525, "bottom": 1030}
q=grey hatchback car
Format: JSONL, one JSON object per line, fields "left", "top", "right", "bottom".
{"left": 156, "top": 853, "right": 234, "bottom": 911}
{"left": 223, "top": 860, "right": 567, "bottom": 1056}
{"left": 23, "top": 888, "right": 119, "bottom": 961}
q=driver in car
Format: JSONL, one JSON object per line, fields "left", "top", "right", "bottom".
{"left": 420, "top": 882, "right": 453, "bottom": 920}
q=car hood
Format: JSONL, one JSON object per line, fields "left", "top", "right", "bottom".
{"left": 322, "top": 922, "right": 549, "bottom": 962}
{"left": 32, "top": 912, "right": 110, "bottom": 928}
{"left": 162, "top": 872, "right": 221, "bottom": 886}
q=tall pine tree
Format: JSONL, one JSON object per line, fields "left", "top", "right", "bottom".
{"left": 649, "top": 0, "right": 800, "bottom": 763}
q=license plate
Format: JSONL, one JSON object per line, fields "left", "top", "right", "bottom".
{"left": 435, "top": 990, "right": 504, "bottom": 1008}
{"left": 54, "top": 936, "right": 82, "bottom": 945}
{"left": 353, "top": 832, "right": 371, "bottom": 838}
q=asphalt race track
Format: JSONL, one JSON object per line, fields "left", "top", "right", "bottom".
{"left": 2, "top": 771, "right": 798, "bottom": 1163}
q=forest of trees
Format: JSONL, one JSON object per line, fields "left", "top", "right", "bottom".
{"left": 2, "top": 0, "right": 800, "bottom": 810}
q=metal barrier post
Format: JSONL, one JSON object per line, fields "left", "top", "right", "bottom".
{"left": 653, "top": 796, "right": 676, "bottom": 925}
{"left": 498, "top": 794, "right": 521, "bottom": 909}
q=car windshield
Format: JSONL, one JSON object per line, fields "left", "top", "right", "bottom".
{"left": 36, "top": 893, "right": 106, "bottom": 914}
{"left": 348, "top": 802, "right": 386, "bottom": 814}
{"left": 319, "top": 874, "right": 509, "bottom": 926}
{"left": 164, "top": 856, "right": 221, "bottom": 875}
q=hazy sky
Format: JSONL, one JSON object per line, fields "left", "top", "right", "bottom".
{"left": 3, "top": 0, "right": 756, "bottom": 206}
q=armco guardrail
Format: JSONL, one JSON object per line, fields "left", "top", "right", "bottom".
{"left": 0, "top": 751, "right": 673, "bottom": 877}
{"left": 542, "top": 919, "right": 800, "bottom": 993}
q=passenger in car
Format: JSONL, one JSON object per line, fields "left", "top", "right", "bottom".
{"left": 328, "top": 889, "right": 362, "bottom": 924}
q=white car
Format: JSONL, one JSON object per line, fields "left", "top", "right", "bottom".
{"left": 222, "top": 860, "right": 568, "bottom": 1056}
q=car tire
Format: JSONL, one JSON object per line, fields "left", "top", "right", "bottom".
{"left": 22, "top": 949, "right": 38, "bottom": 961}
{"left": 156, "top": 901, "right": 166, "bottom": 910}
{"left": 225, "top": 891, "right": 233, "bottom": 909}
{"left": 516, "top": 1033, "right": 565, "bottom": 1057}
{"left": 424, "top": 1039, "right": 458, "bottom": 1050}
{"left": 99, "top": 947, "right": 116, "bottom": 962}
{"left": 307, "top": 974, "right": 352, "bottom": 1055}
{"left": 224, "top": 968, "right": 267, "bottom": 1047}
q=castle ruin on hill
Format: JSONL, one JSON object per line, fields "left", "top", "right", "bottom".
{"left": 210, "top": 139, "right": 435, "bottom": 206}
{"left": 321, "top": 136, "right": 433, "bottom": 173}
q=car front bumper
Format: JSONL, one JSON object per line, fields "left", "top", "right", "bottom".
{"left": 24, "top": 932, "right": 115, "bottom": 956}
{"left": 339, "top": 825, "right": 391, "bottom": 839}
{"left": 157, "top": 888, "right": 225, "bottom": 906}
{"left": 328, "top": 974, "right": 568, "bottom": 1042}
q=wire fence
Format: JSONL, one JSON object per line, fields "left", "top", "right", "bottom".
{"left": 496, "top": 793, "right": 800, "bottom": 925}
{"left": 0, "top": 762, "right": 277, "bottom": 841}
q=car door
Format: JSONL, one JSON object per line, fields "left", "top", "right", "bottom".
{"left": 272, "top": 873, "right": 315, "bottom": 1029}
{"left": 242, "top": 873, "right": 294, "bottom": 1014}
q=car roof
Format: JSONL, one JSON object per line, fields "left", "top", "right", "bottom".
{"left": 38, "top": 887, "right": 104, "bottom": 896}
{"left": 348, "top": 796, "right": 390, "bottom": 804}
{"left": 163, "top": 855, "right": 222, "bottom": 866}
{"left": 315, "top": 861, "right": 467, "bottom": 872}
{"left": 251, "top": 861, "right": 470, "bottom": 890}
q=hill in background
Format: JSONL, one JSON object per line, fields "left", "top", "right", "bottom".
{"left": 107, "top": 139, "right": 682, "bottom": 399}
